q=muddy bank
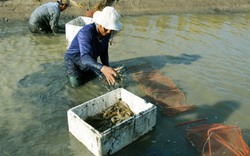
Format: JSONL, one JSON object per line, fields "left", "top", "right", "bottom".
{"left": 1, "top": 0, "right": 250, "bottom": 21}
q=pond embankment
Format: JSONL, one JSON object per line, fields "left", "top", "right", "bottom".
{"left": 1, "top": 0, "right": 250, "bottom": 21}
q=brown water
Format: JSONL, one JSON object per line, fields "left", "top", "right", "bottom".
{"left": 0, "top": 13, "right": 250, "bottom": 156}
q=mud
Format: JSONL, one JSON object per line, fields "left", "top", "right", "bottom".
{"left": 1, "top": 0, "right": 250, "bottom": 21}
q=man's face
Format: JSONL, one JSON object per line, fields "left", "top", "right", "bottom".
{"left": 98, "top": 25, "right": 112, "bottom": 37}
{"left": 60, "top": 3, "right": 68, "bottom": 12}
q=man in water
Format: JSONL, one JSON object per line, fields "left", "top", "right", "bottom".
{"left": 29, "top": 0, "right": 70, "bottom": 34}
{"left": 64, "top": 6, "right": 122, "bottom": 87}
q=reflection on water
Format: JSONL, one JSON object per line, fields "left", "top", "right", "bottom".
{"left": 0, "top": 13, "right": 250, "bottom": 156}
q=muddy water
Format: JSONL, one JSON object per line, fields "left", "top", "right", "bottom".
{"left": 0, "top": 13, "right": 250, "bottom": 156}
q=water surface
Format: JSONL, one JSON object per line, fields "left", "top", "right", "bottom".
{"left": 0, "top": 13, "right": 250, "bottom": 156}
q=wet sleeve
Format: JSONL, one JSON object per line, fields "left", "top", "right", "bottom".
{"left": 100, "top": 47, "right": 109, "bottom": 66}
{"left": 49, "top": 10, "right": 60, "bottom": 33}
{"left": 78, "top": 30, "right": 103, "bottom": 74}
{"left": 100, "top": 35, "right": 110, "bottom": 66}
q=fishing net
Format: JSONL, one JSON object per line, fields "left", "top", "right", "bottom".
{"left": 186, "top": 123, "right": 250, "bottom": 156}
{"left": 133, "top": 69, "right": 196, "bottom": 116}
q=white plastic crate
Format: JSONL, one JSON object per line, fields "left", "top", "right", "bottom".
{"left": 67, "top": 88, "right": 157, "bottom": 156}
{"left": 65, "top": 16, "right": 93, "bottom": 43}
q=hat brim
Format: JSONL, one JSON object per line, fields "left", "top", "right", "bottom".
{"left": 93, "top": 10, "right": 122, "bottom": 31}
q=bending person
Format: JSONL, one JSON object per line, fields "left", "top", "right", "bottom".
{"left": 64, "top": 6, "right": 122, "bottom": 87}
{"left": 29, "top": 0, "right": 70, "bottom": 34}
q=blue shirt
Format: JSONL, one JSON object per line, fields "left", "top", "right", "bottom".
{"left": 65, "top": 23, "right": 110, "bottom": 75}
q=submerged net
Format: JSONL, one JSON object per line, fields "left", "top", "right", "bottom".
{"left": 133, "top": 69, "right": 196, "bottom": 116}
{"left": 186, "top": 123, "right": 250, "bottom": 156}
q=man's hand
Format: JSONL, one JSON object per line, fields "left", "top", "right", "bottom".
{"left": 101, "top": 66, "right": 117, "bottom": 85}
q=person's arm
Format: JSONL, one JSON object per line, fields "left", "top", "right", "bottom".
{"left": 100, "top": 34, "right": 111, "bottom": 66}
{"left": 48, "top": 4, "right": 61, "bottom": 33}
{"left": 100, "top": 47, "right": 109, "bottom": 66}
{"left": 100, "top": 45, "right": 117, "bottom": 85}
{"left": 99, "top": 37, "right": 117, "bottom": 85}
{"left": 78, "top": 29, "right": 103, "bottom": 74}
{"left": 50, "top": 13, "right": 60, "bottom": 33}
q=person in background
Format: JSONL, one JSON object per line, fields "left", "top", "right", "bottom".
{"left": 29, "top": 0, "right": 70, "bottom": 34}
{"left": 64, "top": 6, "right": 122, "bottom": 87}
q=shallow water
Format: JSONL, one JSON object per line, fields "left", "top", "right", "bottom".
{"left": 0, "top": 13, "right": 250, "bottom": 156}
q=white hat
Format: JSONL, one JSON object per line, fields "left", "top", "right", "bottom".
{"left": 93, "top": 6, "right": 122, "bottom": 31}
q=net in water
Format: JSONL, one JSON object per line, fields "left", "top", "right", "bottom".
{"left": 133, "top": 69, "right": 196, "bottom": 116}
{"left": 186, "top": 123, "right": 250, "bottom": 156}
